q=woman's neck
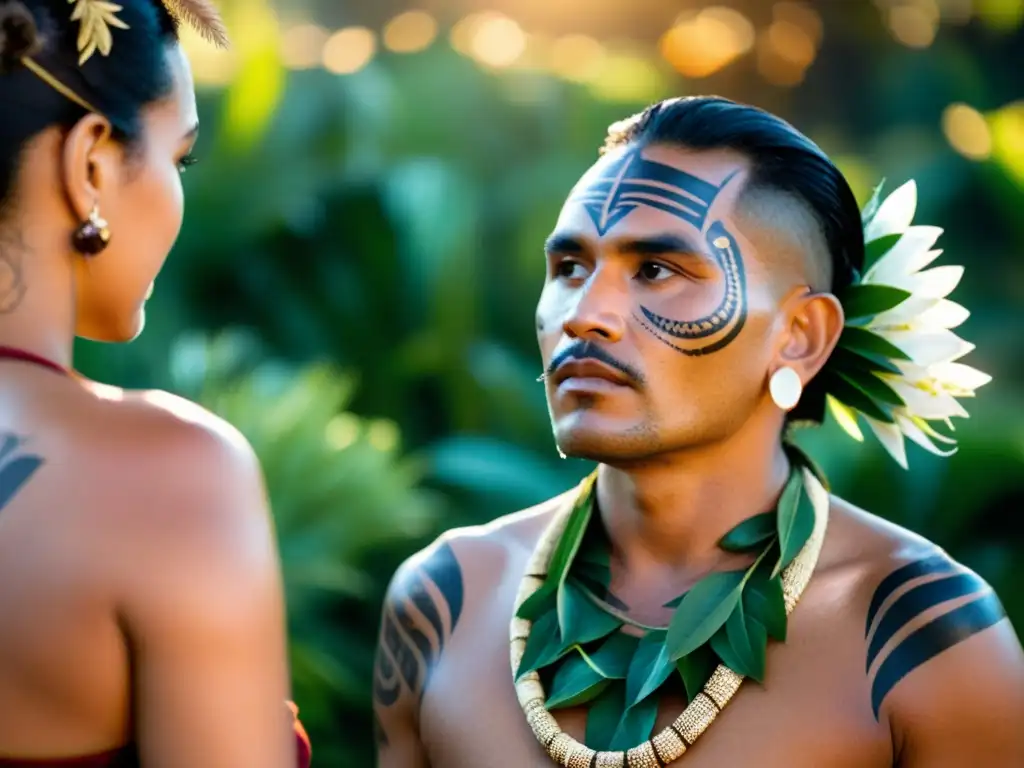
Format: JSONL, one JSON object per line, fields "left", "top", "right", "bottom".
{"left": 0, "top": 220, "right": 76, "bottom": 369}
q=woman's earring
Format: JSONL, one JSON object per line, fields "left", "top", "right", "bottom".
{"left": 769, "top": 366, "right": 803, "bottom": 411}
{"left": 71, "top": 204, "right": 111, "bottom": 256}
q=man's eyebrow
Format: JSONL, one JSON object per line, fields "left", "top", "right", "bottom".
{"left": 614, "top": 233, "right": 708, "bottom": 257}
{"left": 544, "top": 233, "right": 587, "bottom": 254}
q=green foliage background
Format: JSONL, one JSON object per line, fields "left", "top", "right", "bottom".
{"left": 74, "top": 2, "right": 1024, "bottom": 764}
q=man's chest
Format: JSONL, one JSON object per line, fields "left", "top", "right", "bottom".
{"left": 418, "top": 582, "right": 894, "bottom": 767}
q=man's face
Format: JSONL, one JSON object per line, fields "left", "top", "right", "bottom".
{"left": 536, "top": 142, "right": 795, "bottom": 463}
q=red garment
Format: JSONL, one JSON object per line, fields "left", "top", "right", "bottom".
{"left": 0, "top": 702, "right": 312, "bottom": 767}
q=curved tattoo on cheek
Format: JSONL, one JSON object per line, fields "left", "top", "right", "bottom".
{"left": 864, "top": 553, "right": 1007, "bottom": 719}
{"left": 373, "top": 542, "right": 465, "bottom": 714}
{"left": 637, "top": 223, "right": 747, "bottom": 356}
{"left": 0, "top": 434, "right": 45, "bottom": 510}
{"left": 569, "top": 146, "right": 748, "bottom": 356}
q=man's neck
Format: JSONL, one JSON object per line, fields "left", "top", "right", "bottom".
{"left": 595, "top": 420, "right": 791, "bottom": 580}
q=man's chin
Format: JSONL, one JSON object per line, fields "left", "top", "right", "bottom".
{"left": 553, "top": 421, "right": 658, "bottom": 464}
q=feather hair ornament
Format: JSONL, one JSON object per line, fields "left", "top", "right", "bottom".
{"left": 69, "top": 0, "right": 228, "bottom": 66}
{"left": 159, "top": 0, "right": 230, "bottom": 48}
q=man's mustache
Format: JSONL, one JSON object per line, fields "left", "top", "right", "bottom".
{"left": 543, "top": 341, "right": 644, "bottom": 385}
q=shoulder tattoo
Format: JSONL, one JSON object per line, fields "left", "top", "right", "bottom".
{"left": 864, "top": 552, "right": 1006, "bottom": 718}
{"left": 0, "top": 433, "right": 44, "bottom": 511}
{"left": 373, "top": 542, "right": 464, "bottom": 711}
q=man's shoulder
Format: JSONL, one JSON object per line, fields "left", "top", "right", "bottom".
{"left": 825, "top": 495, "right": 1023, "bottom": 729}
{"left": 387, "top": 486, "right": 577, "bottom": 601}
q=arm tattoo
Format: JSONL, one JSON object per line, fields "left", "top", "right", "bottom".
{"left": 0, "top": 231, "right": 28, "bottom": 314}
{"left": 569, "top": 146, "right": 748, "bottom": 357}
{"left": 865, "top": 553, "right": 1007, "bottom": 718}
{"left": 0, "top": 434, "right": 44, "bottom": 510}
{"left": 373, "top": 542, "right": 464, "bottom": 715}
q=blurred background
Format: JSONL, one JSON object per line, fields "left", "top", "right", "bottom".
{"left": 76, "top": 0, "right": 1023, "bottom": 763}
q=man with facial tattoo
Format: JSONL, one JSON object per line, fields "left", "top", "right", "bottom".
{"left": 372, "top": 96, "right": 1024, "bottom": 768}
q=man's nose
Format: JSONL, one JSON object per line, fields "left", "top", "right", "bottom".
{"left": 562, "top": 265, "right": 629, "bottom": 343}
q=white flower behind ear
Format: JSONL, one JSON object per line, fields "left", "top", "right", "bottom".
{"left": 830, "top": 180, "right": 990, "bottom": 468}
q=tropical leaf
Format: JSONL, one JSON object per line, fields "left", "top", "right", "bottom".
{"left": 860, "top": 179, "right": 887, "bottom": 228}
{"left": 840, "top": 284, "right": 912, "bottom": 321}
{"left": 559, "top": 580, "right": 622, "bottom": 647}
{"left": 863, "top": 233, "right": 902, "bottom": 268}
{"left": 830, "top": 346, "right": 903, "bottom": 376}
{"left": 709, "top": 601, "right": 766, "bottom": 682}
{"left": 624, "top": 630, "right": 673, "bottom": 707}
{"left": 607, "top": 692, "right": 660, "bottom": 752}
{"left": 676, "top": 644, "right": 719, "bottom": 702}
{"left": 743, "top": 564, "right": 787, "bottom": 642}
{"left": 838, "top": 326, "right": 911, "bottom": 362}
{"left": 553, "top": 480, "right": 598, "bottom": 640}
{"left": 774, "top": 476, "right": 815, "bottom": 576}
{"left": 546, "top": 631, "right": 638, "bottom": 709}
{"left": 579, "top": 631, "right": 640, "bottom": 679}
{"left": 585, "top": 683, "right": 626, "bottom": 752}
{"left": 516, "top": 582, "right": 555, "bottom": 621}
{"left": 666, "top": 570, "right": 746, "bottom": 660}
{"left": 719, "top": 511, "right": 776, "bottom": 553}
{"left": 516, "top": 610, "right": 568, "bottom": 679}
{"left": 822, "top": 372, "right": 895, "bottom": 424}
{"left": 837, "top": 369, "right": 905, "bottom": 408}
{"left": 545, "top": 650, "right": 613, "bottom": 710}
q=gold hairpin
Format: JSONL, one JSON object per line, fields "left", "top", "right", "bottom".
{"left": 69, "top": 0, "right": 229, "bottom": 67}
{"left": 69, "top": 0, "right": 130, "bottom": 66}
{"left": 20, "top": 0, "right": 228, "bottom": 116}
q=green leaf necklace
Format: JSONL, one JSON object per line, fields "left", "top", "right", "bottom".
{"left": 509, "top": 451, "right": 831, "bottom": 767}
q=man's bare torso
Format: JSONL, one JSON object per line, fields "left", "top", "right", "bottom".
{"left": 374, "top": 488, "right": 1018, "bottom": 767}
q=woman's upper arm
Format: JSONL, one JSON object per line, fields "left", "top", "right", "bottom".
{"left": 115, "top": 412, "right": 297, "bottom": 768}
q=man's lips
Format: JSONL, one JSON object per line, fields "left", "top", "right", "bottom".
{"left": 552, "top": 358, "right": 633, "bottom": 388}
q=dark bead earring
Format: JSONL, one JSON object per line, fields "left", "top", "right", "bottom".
{"left": 71, "top": 204, "right": 111, "bottom": 256}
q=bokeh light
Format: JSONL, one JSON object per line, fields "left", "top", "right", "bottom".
{"left": 281, "top": 24, "right": 329, "bottom": 70}
{"left": 887, "top": 1, "right": 940, "bottom": 48}
{"left": 469, "top": 14, "right": 528, "bottom": 68}
{"left": 323, "top": 27, "right": 377, "bottom": 75}
{"left": 660, "top": 6, "right": 756, "bottom": 78}
{"left": 548, "top": 34, "right": 607, "bottom": 83}
{"left": 942, "top": 103, "right": 993, "bottom": 160}
{"left": 383, "top": 10, "right": 438, "bottom": 54}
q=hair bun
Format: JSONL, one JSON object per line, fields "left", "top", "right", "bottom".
{"left": 0, "top": 1, "right": 41, "bottom": 74}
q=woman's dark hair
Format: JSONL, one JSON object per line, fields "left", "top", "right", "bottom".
{"left": 0, "top": 0, "right": 180, "bottom": 210}
{"left": 603, "top": 96, "right": 866, "bottom": 424}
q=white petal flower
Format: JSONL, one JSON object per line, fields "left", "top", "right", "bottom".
{"left": 864, "top": 416, "right": 909, "bottom": 469}
{"left": 864, "top": 180, "right": 918, "bottom": 242}
{"left": 829, "top": 179, "right": 990, "bottom": 469}
{"left": 865, "top": 225, "right": 944, "bottom": 284}
{"left": 876, "top": 329, "right": 974, "bottom": 366}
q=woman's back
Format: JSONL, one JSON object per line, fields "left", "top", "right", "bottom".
{"left": 0, "top": 362, "right": 306, "bottom": 765}
{"left": 0, "top": 367, "right": 134, "bottom": 758}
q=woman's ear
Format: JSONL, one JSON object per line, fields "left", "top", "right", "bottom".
{"left": 61, "top": 115, "right": 117, "bottom": 223}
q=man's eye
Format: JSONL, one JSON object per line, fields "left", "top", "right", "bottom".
{"left": 556, "top": 260, "right": 587, "bottom": 280}
{"left": 638, "top": 262, "right": 673, "bottom": 282}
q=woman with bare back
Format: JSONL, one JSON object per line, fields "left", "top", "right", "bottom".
{"left": 0, "top": 1, "right": 310, "bottom": 765}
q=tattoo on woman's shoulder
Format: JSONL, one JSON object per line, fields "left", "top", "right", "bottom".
{"left": 0, "top": 433, "right": 44, "bottom": 510}
{"left": 373, "top": 542, "right": 465, "bottom": 713}
{"left": 864, "top": 552, "right": 1006, "bottom": 718}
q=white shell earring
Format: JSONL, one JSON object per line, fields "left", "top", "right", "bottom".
{"left": 769, "top": 366, "right": 803, "bottom": 411}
